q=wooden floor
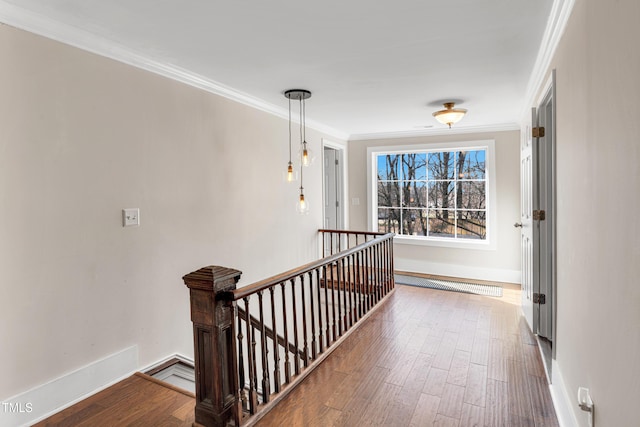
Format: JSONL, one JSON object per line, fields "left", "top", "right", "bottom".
{"left": 36, "top": 284, "right": 558, "bottom": 427}
{"left": 33, "top": 373, "right": 195, "bottom": 426}
{"left": 255, "top": 284, "right": 558, "bottom": 427}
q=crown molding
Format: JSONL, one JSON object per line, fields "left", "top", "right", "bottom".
{"left": 0, "top": 2, "right": 349, "bottom": 141}
{"left": 348, "top": 122, "right": 520, "bottom": 141}
{"left": 521, "top": 0, "right": 576, "bottom": 120}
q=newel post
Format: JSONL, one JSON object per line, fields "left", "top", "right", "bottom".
{"left": 183, "top": 266, "right": 243, "bottom": 427}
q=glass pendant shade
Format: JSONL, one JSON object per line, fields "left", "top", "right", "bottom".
{"left": 300, "top": 141, "right": 315, "bottom": 167}
{"left": 433, "top": 102, "right": 467, "bottom": 128}
{"left": 296, "top": 191, "right": 310, "bottom": 214}
{"left": 283, "top": 162, "right": 298, "bottom": 182}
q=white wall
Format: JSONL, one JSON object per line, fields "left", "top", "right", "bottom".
{"left": 535, "top": 0, "right": 640, "bottom": 425}
{"left": 348, "top": 130, "right": 521, "bottom": 283}
{"left": 0, "top": 23, "right": 332, "bottom": 407}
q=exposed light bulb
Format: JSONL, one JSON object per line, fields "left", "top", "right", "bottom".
{"left": 300, "top": 141, "right": 315, "bottom": 167}
{"left": 283, "top": 162, "right": 298, "bottom": 182}
{"left": 303, "top": 148, "right": 310, "bottom": 166}
{"left": 296, "top": 191, "right": 310, "bottom": 214}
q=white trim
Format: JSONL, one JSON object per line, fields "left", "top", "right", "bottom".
{"left": 395, "top": 257, "right": 521, "bottom": 284}
{"left": 349, "top": 123, "right": 519, "bottom": 141}
{"left": 0, "top": 2, "right": 348, "bottom": 141}
{"left": 2, "top": 346, "right": 138, "bottom": 427}
{"left": 367, "top": 140, "right": 497, "bottom": 251}
{"left": 549, "top": 360, "right": 579, "bottom": 427}
{"left": 521, "top": 0, "right": 576, "bottom": 120}
{"left": 322, "top": 138, "right": 349, "bottom": 230}
{"left": 140, "top": 353, "right": 195, "bottom": 373}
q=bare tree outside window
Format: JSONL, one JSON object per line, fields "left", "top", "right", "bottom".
{"left": 376, "top": 149, "right": 486, "bottom": 240}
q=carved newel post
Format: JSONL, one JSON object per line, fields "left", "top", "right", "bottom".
{"left": 183, "top": 266, "right": 243, "bottom": 427}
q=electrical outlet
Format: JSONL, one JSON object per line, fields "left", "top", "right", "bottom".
{"left": 122, "top": 208, "right": 140, "bottom": 227}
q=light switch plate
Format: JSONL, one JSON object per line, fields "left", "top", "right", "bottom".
{"left": 122, "top": 208, "right": 140, "bottom": 227}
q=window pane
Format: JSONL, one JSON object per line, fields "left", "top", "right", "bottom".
{"left": 402, "top": 209, "right": 428, "bottom": 236}
{"left": 428, "top": 152, "right": 455, "bottom": 180}
{"left": 377, "top": 154, "right": 400, "bottom": 180}
{"left": 457, "top": 150, "right": 486, "bottom": 179}
{"left": 456, "top": 211, "right": 486, "bottom": 240}
{"left": 377, "top": 181, "right": 400, "bottom": 208}
{"left": 428, "top": 181, "right": 455, "bottom": 209}
{"left": 457, "top": 181, "right": 486, "bottom": 209}
{"left": 428, "top": 209, "right": 455, "bottom": 238}
{"left": 402, "top": 181, "right": 427, "bottom": 208}
{"left": 378, "top": 208, "right": 400, "bottom": 233}
{"left": 401, "top": 153, "right": 427, "bottom": 180}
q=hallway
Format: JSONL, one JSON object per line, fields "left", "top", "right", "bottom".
{"left": 256, "top": 283, "right": 558, "bottom": 426}
{"left": 36, "top": 283, "right": 558, "bottom": 426}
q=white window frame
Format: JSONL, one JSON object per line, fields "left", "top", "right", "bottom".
{"left": 367, "top": 140, "right": 497, "bottom": 250}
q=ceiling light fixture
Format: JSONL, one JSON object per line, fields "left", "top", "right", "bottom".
{"left": 284, "top": 89, "right": 312, "bottom": 214}
{"left": 433, "top": 102, "right": 467, "bottom": 128}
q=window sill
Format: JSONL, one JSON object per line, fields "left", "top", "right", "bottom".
{"left": 392, "top": 235, "right": 496, "bottom": 250}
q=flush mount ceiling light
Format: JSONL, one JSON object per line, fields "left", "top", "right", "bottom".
{"left": 433, "top": 102, "right": 467, "bottom": 128}
{"left": 284, "top": 89, "right": 312, "bottom": 214}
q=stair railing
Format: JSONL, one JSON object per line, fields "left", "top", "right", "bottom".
{"left": 182, "top": 230, "right": 394, "bottom": 427}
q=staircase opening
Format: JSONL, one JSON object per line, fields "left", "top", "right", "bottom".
{"left": 145, "top": 358, "right": 195, "bottom": 394}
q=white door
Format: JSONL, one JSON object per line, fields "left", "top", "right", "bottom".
{"left": 323, "top": 145, "right": 345, "bottom": 255}
{"left": 522, "top": 72, "right": 556, "bottom": 342}
{"left": 323, "top": 147, "right": 339, "bottom": 229}
{"left": 535, "top": 88, "right": 555, "bottom": 341}
{"left": 520, "top": 109, "right": 536, "bottom": 330}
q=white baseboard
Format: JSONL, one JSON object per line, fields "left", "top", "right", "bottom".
{"left": 395, "top": 258, "right": 521, "bottom": 284}
{"left": 140, "top": 353, "right": 194, "bottom": 373}
{"left": 549, "top": 360, "right": 579, "bottom": 427}
{"left": 1, "top": 346, "right": 138, "bottom": 427}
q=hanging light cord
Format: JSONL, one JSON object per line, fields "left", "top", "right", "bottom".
{"left": 302, "top": 97, "right": 306, "bottom": 143}
{"left": 288, "top": 97, "right": 292, "bottom": 163}
{"left": 299, "top": 97, "right": 304, "bottom": 192}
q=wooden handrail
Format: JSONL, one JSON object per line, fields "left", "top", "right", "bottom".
{"left": 228, "top": 232, "right": 394, "bottom": 301}
{"left": 317, "top": 229, "right": 387, "bottom": 236}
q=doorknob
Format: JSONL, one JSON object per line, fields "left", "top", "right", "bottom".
{"left": 514, "top": 222, "right": 523, "bottom": 228}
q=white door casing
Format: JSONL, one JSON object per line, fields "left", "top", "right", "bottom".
{"left": 322, "top": 142, "right": 347, "bottom": 255}
{"left": 520, "top": 109, "right": 535, "bottom": 330}
{"left": 535, "top": 80, "right": 556, "bottom": 341}
{"left": 522, "top": 71, "right": 556, "bottom": 344}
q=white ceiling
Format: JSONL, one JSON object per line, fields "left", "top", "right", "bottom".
{"left": 0, "top": 0, "right": 555, "bottom": 139}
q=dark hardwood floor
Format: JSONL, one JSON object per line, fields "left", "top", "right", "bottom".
{"left": 36, "top": 283, "right": 558, "bottom": 427}
{"left": 255, "top": 284, "right": 558, "bottom": 427}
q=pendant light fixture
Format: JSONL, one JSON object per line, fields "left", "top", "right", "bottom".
{"left": 284, "top": 89, "right": 312, "bottom": 214}
{"left": 433, "top": 102, "right": 467, "bottom": 128}
{"left": 300, "top": 97, "right": 314, "bottom": 167}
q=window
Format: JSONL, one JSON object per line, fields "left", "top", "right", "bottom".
{"left": 368, "top": 140, "right": 496, "bottom": 248}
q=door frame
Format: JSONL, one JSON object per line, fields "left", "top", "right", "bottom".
{"left": 321, "top": 139, "right": 348, "bottom": 231}
{"left": 534, "top": 71, "right": 557, "bottom": 356}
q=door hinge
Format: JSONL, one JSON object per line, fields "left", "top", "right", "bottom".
{"left": 335, "top": 201, "right": 339, "bottom": 207}
{"left": 532, "top": 126, "right": 545, "bottom": 138}
{"left": 533, "top": 210, "right": 546, "bottom": 221}
{"left": 533, "top": 293, "right": 546, "bottom": 304}
{"left": 335, "top": 159, "right": 339, "bottom": 166}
